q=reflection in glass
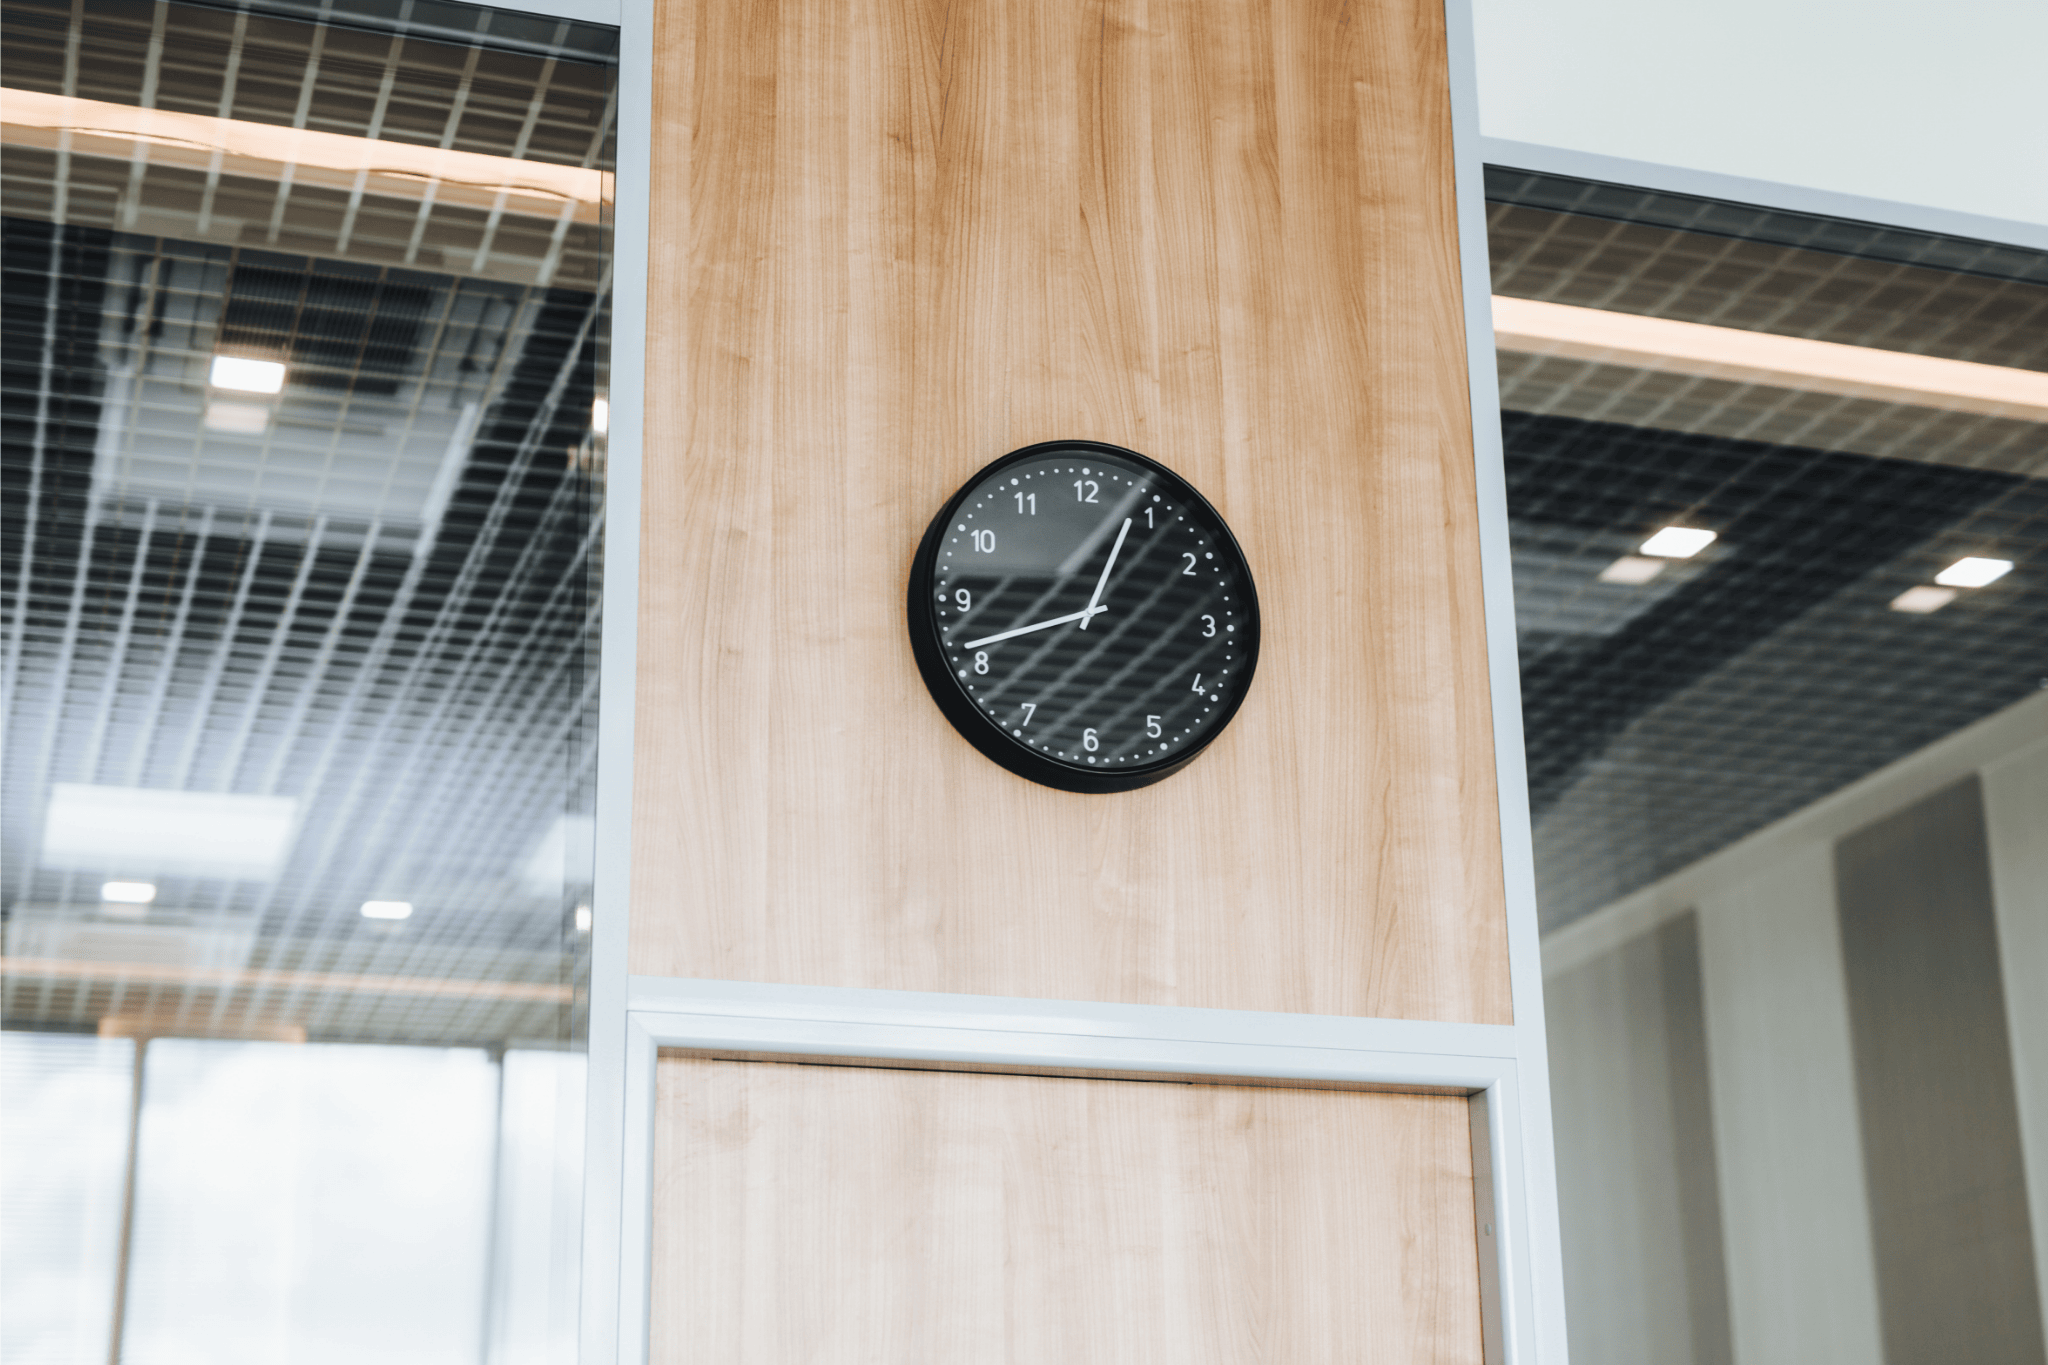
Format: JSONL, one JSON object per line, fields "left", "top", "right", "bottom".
{"left": 123, "top": 1041, "right": 498, "bottom": 1365}
{"left": 0, "top": 1033, "right": 133, "bottom": 1365}
{"left": 1488, "top": 172, "right": 2048, "bottom": 927}
{"left": 2, "top": 0, "right": 615, "bottom": 1359}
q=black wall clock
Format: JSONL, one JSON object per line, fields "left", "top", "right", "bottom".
{"left": 908, "top": 440, "right": 1261, "bottom": 794}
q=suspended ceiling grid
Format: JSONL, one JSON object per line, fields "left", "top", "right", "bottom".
{"left": 1489, "top": 178, "right": 2048, "bottom": 929}
{"left": 3, "top": 0, "right": 613, "bottom": 1046}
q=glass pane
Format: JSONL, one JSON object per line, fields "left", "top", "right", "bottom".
{"left": 1487, "top": 169, "right": 2048, "bottom": 928}
{"left": 1493, "top": 169, "right": 2048, "bottom": 1358}
{"left": 1, "top": 0, "right": 615, "bottom": 1358}
{"left": 122, "top": 1039, "right": 498, "bottom": 1365}
{"left": 0, "top": 1032, "right": 134, "bottom": 1365}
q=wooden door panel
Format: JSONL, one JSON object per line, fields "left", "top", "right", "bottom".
{"left": 650, "top": 1056, "right": 1486, "bottom": 1364}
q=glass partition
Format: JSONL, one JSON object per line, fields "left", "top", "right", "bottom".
{"left": 0, "top": 1, "right": 615, "bottom": 1359}
{"left": 1493, "top": 168, "right": 2048, "bottom": 1362}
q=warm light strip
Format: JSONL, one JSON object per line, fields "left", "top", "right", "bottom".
{"left": 1493, "top": 295, "right": 2048, "bottom": 423}
{"left": 0, "top": 955, "right": 573, "bottom": 1003}
{"left": 0, "top": 88, "right": 605, "bottom": 221}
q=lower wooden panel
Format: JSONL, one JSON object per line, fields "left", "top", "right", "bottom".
{"left": 650, "top": 1054, "right": 1485, "bottom": 1364}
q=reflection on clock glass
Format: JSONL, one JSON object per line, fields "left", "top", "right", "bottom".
{"left": 929, "top": 449, "right": 1252, "bottom": 773}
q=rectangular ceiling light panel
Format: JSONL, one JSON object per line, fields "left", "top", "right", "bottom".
{"left": 1640, "top": 526, "right": 1718, "bottom": 559}
{"left": 40, "top": 785, "right": 299, "bottom": 880}
{"left": 1890, "top": 586, "right": 1959, "bottom": 614}
{"left": 1492, "top": 296, "right": 2048, "bottom": 423}
{"left": 1934, "top": 556, "right": 2015, "bottom": 588}
{"left": 209, "top": 356, "right": 287, "bottom": 395}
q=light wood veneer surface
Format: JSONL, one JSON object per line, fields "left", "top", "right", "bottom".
{"left": 634, "top": 0, "right": 1509, "bottom": 1021}
{"left": 650, "top": 1055, "right": 1486, "bottom": 1364}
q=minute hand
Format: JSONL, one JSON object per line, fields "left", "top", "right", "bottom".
{"left": 1078, "top": 517, "right": 1133, "bottom": 630}
{"left": 962, "top": 606, "right": 1106, "bottom": 651}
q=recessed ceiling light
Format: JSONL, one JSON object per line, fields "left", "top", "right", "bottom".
{"left": 1598, "top": 555, "right": 1666, "bottom": 585}
{"left": 1640, "top": 526, "right": 1717, "bottom": 559}
{"left": 41, "top": 785, "right": 298, "bottom": 878}
{"left": 203, "top": 401, "right": 270, "bottom": 433}
{"left": 1933, "top": 556, "right": 2013, "bottom": 588}
{"left": 591, "top": 397, "right": 610, "bottom": 435}
{"left": 360, "top": 900, "right": 413, "bottom": 920}
{"left": 100, "top": 880, "right": 157, "bottom": 904}
{"left": 209, "top": 355, "right": 286, "bottom": 394}
{"left": 1890, "top": 586, "right": 1958, "bottom": 614}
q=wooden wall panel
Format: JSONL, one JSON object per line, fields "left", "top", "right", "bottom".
{"left": 634, "top": 0, "right": 1510, "bottom": 1021}
{"left": 650, "top": 1055, "right": 1485, "bottom": 1364}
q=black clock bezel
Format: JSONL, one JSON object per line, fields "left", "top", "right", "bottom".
{"left": 907, "top": 439, "right": 1262, "bottom": 795}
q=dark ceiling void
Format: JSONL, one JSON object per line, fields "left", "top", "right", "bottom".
{"left": 1509, "top": 411, "right": 2026, "bottom": 815}
{"left": 217, "top": 258, "right": 439, "bottom": 398}
{"left": 1503, "top": 409, "right": 2048, "bottom": 926}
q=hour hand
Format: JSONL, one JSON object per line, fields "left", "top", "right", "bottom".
{"left": 961, "top": 606, "right": 1105, "bottom": 651}
{"left": 1079, "top": 518, "right": 1133, "bottom": 630}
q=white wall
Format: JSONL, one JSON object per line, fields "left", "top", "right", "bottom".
{"left": 1471, "top": 0, "right": 2048, "bottom": 233}
{"left": 1694, "top": 849, "right": 1881, "bottom": 1365}
{"left": 1988, "top": 732, "right": 2048, "bottom": 1322}
{"left": 1542, "top": 689, "right": 2048, "bottom": 1364}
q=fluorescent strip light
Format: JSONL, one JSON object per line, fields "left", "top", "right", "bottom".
{"left": 1890, "top": 586, "right": 1958, "bottom": 614}
{"left": 1598, "top": 555, "right": 1666, "bottom": 585}
{"left": 1493, "top": 296, "right": 2048, "bottom": 423}
{"left": 591, "top": 398, "right": 610, "bottom": 435}
{"left": 41, "top": 785, "right": 298, "bottom": 879}
{"left": 1934, "top": 556, "right": 2014, "bottom": 588}
{"left": 2, "top": 89, "right": 605, "bottom": 223}
{"left": 360, "top": 900, "right": 413, "bottom": 920}
{"left": 100, "top": 880, "right": 157, "bottom": 904}
{"left": 209, "top": 356, "right": 286, "bottom": 394}
{"left": 1640, "top": 526, "right": 1717, "bottom": 559}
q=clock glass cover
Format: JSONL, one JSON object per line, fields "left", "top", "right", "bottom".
{"left": 908, "top": 440, "right": 1260, "bottom": 794}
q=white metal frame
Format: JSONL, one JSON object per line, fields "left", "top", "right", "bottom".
{"left": 615, "top": 980, "right": 1549, "bottom": 1365}
{"left": 568, "top": 0, "right": 1595, "bottom": 1360}
{"left": 1480, "top": 135, "right": 2048, "bottom": 255}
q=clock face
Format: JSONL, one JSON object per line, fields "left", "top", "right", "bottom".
{"left": 907, "top": 440, "right": 1260, "bottom": 794}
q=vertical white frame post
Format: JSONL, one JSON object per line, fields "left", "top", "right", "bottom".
{"left": 1442, "top": 0, "right": 1572, "bottom": 1355}
{"left": 577, "top": 0, "right": 652, "bottom": 1359}
{"left": 573, "top": 0, "right": 1574, "bottom": 1359}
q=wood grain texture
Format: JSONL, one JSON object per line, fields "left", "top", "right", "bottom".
{"left": 634, "top": 0, "right": 1510, "bottom": 1021}
{"left": 650, "top": 1054, "right": 1486, "bottom": 1364}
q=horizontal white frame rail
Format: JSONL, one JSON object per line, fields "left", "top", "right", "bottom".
{"left": 1479, "top": 135, "right": 2048, "bottom": 255}
{"left": 616, "top": 978, "right": 1547, "bottom": 1365}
